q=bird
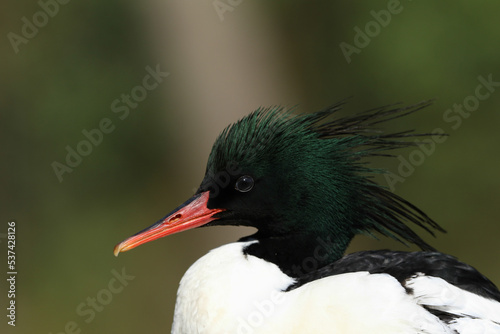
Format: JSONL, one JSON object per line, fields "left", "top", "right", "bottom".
{"left": 114, "top": 101, "right": 500, "bottom": 333}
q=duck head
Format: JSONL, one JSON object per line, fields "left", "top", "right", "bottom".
{"left": 114, "top": 101, "right": 445, "bottom": 274}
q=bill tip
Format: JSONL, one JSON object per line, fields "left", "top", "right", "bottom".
{"left": 113, "top": 243, "right": 122, "bottom": 257}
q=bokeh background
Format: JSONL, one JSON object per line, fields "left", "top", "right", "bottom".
{"left": 2, "top": 1, "right": 500, "bottom": 333}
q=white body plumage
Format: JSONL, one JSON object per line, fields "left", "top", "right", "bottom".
{"left": 172, "top": 242, "right": 500, "bottom": 334}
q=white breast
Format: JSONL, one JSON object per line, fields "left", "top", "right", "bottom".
{"left": 172, "top": 241, "right": 295, "bottom": 334}
{"left": 171, "top": 242, "right": 500, "bottom": 334}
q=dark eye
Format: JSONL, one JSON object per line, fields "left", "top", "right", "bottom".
{"left": 235, "top": 175, "right": 254, "bottom": 193}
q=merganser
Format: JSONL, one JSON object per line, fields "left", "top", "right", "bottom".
{"left": 114, "top": 101, "right": 500, "bottom": 333}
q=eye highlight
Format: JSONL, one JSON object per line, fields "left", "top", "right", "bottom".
{"left": 235, "top": 175, "right": 254, "bottom": 193}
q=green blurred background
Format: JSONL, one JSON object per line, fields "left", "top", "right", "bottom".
{"left": 2, "top": 1, "right": 500, "bottom": 333}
